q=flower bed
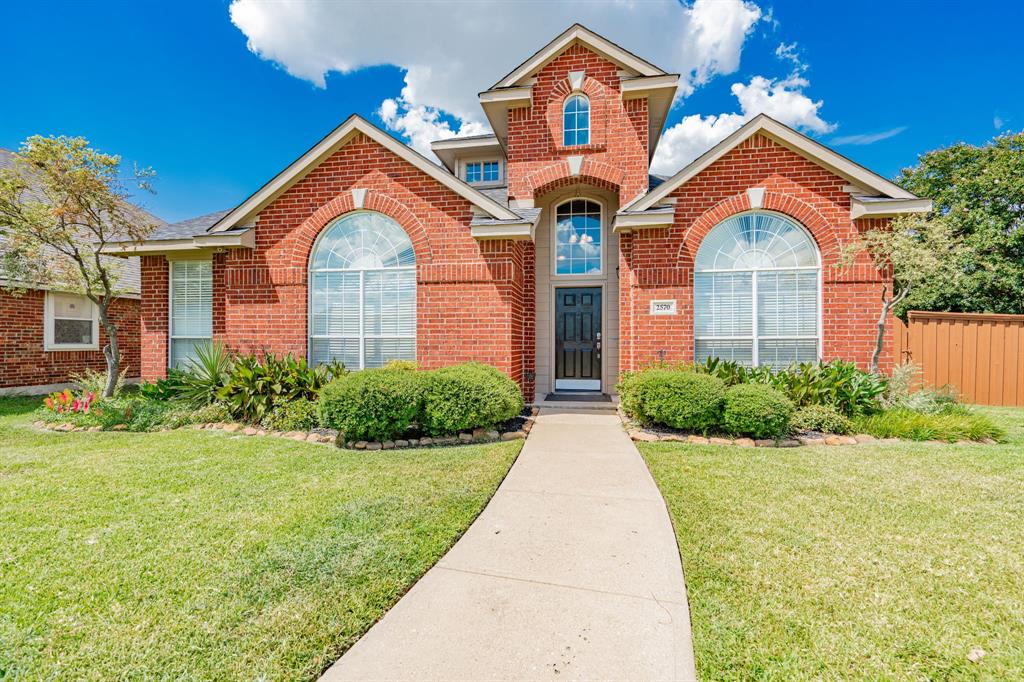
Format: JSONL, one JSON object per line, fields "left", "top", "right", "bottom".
{"left": 32, "top": 349, "right": 534, "bottom": 449}
{"left": 618, "top": 361, "right": 1004, "bottom": 446}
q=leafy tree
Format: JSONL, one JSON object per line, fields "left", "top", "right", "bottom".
{"left": 842, "top": 214, "right": 968, "bottom": 374}
{"left": 0, "top": 136, "right": 158, "bottom": 396}
{"left": 895, "top": 130, "right": 1024, "bottom": 314}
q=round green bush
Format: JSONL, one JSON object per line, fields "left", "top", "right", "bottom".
{"left": 421, "top": 363, "right": 523, "bottom": 436}
{"left": 722, "top": 383, "right": 794, "bottom": 439}
{"left": 318, "top": 368, "right": 424, "bottom": 442}
{"left": 790, "top": 404, "right": 852, "bottom": 435}
{"left": 619, "top": 369, "right": 725, "bottom": 432}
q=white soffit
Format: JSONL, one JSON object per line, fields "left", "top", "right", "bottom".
{"left": 210, "top": 115, "right": 520, "bottom": 232}
{"left": 850, "top": 196, "right": 933, "bottom": 219}
{"left": 627, "top": 114, "right": 919, "bottom": 212}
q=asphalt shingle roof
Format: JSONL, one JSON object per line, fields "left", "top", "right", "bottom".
{"left": 146, "top": 209, "right": 232, "bottom": 240}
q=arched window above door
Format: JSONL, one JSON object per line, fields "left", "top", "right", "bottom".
{"left": 562, "top": 94, "right": 590, "bottom": 146}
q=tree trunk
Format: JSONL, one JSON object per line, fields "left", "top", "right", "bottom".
{"left": 871, "top": 286, "right": 908, "bottom": 375}
{"left": 100, "top": 307, "right": 119, "bottom": 397}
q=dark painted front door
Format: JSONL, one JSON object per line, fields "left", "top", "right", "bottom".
{"left": 555, "top": 287, "right": 602, "bottom": 390}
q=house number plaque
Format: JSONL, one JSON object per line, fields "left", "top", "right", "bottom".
{"left": 649, "top": 300, "right": 677, "bottom": 315}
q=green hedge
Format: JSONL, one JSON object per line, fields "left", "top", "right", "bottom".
{"left": 318, "top": 367, "right": 423, "bottom": 442}
{"left": 619, "top": 369, "right": 724, "bottom": 433}
{"left": 790, "top": 404, "right": 852, "bottom": 435}
{"left": 318, "top": 362, "right": 523, "bottom": 441}
{"left": 721, "top": 383, "right": 794, "bottom": 439}
{"left": 421, "top": 363, "right": 523, "bottom": 436}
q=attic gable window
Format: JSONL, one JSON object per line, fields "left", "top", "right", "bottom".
{"left": 563, "top": 94, "right": 590, "bottom": 146}
{"left": 465, "top": 161, "right": 501, "bottom": 184}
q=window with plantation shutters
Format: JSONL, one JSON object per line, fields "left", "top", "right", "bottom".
{"left": 309, "top": 211, "right": 416, "bottom": 370}
{"left": 169, "top": 260, "right": 212, "bottom": 369}
{"left": 694, "top": 211, "right": 820, "bottom": 368}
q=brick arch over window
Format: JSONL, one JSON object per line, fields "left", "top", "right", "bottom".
{"left": 525, "top": 158, "right": 625, "bottom": 199}
{"left": 676, "top": 190, "right": 841, "bottom": 272}
{"left": 547, "top": 75, "right": 607, "bottom": 149}
{"left": 287, "top": 189, "right": 434, "bottom": 270}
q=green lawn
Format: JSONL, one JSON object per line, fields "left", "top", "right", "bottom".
{"left": 640, "top": 406, "right": 1024, "bottom": 680}
{"left": 0, "top": 396, "right": 521, "bottom": 680}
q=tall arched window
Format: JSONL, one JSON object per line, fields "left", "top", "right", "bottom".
{"left": 309, "top": 211, "right": 416, "bottom": 370}
{"left": 555, "top": 199, "right": 601, "bottom": 275}
{"left": 563, "top": 94, "right": 590, "bottom": 146}
{"left": 694, "top": 211, "right": 820, "bottom": 368}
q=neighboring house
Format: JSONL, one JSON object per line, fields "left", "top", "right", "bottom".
{"left": 106, "top": 24, "right": 930, "bottom": 401}
{"left": 0, "top": 148, "right": 155, "bottom": 394}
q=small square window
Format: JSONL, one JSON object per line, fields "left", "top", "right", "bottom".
{"left": 45, "top": 292, "right": 98, "bottom": 351}
{"left": 483, "top": 161, "right": 500, "bottom": 182}
{"left": 465, "top": 162, "right": 482, "bottom": 183}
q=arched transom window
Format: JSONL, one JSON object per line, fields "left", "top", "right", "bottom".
{"left": 694, "top": 211, "right": 820, "bottom": 368}
{"left": 562, "top": 94, "right": 590, "bottom": 146}
{"left": 555, "top": 199, "right": 601, "bottom": 275}
{"left": 309, "top": 211, "right": 416, "bottom": 370}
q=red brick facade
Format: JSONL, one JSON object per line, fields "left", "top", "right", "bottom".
{"left": 618, "top": 133, "right": 896, "bottom": 373}
{"left": 507, "top": 44, "right": 650, "bottom": 203}
{"left": 136, "top": 33, "right": 905, "bottom": 396}
{"left": 0, "top": 289, "right": 140, "bottom": 390}
{"left": 139, "top": 134, "right": 535, "bottom": 396}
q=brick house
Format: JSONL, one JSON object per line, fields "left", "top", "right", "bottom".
{"left": 107, "top": 24, "right": 930, "bottom": 402}
{"left": 0, "top": 148, "right": 147, "bottom": 395}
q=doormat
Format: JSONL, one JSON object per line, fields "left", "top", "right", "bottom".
{"left": 545, "top": 393, "right": 612, "bottom": 403}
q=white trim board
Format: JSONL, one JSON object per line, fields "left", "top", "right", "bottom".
{"left": 491, "top": 23, "right": 665, "bottom": 89}
{"left": 626, "top": 114, "right": 920, "bottom": 212}
{"left": 208, "top": 115, "right": 519, "bottom": 234}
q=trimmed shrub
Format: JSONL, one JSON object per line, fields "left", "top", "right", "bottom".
{"left": 421, "top": 363, "right": 523, "bottom": 436}
{"left": 722, "top": 384, "right": 794, "bottom": 439}
{"left": 261, "top": 397, "right": 320, "bottom": 431}
{"left": 852, "top": 408, "right": 1004, "bottom": 442}
{"left": 318, "top": 368, "right": 424, "bottom": 442}
{"left": 790, "top": 404, "right": 852, "bottom": 435}
{"left": 618, "top": 369, "right": 724, "bottom": 432}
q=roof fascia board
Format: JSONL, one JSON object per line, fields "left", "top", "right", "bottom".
{"left": 492, "top": 24, "right": 664, "bottom": 89}
{"left": 101, "top": 229, "right": 255, "bottom": 256}
{"left": 612, "top": 209, "right": 675, "bottom": 233}
{"left": 619, "top": 74, "right": 679, "bottom": 98}
{"left": 211, "top": 116, "right": 519, "bottom": 232}
{"left": 628, "top": 115, "right": 917, "bottom": 212}
{"left": 470, "top": 222, "right": 535, "bottom": 241}
{"left": 850, "top": 196, "right": 933, "bottom": 219}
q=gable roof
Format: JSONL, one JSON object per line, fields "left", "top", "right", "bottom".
{"left": 626, "top": 114, "right": 919, "bottom": 212}
{"left": 210, "top": 115, "right": 520, "bottom": 233}
{"left": 490, "top": 23, "right": 666, "bottom": 90}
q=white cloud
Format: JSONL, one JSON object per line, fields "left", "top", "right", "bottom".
{"left": 229, "top": 0, "right": 764, "bottom": 155}
{"left": 993, "top": 114, "right": 1005, "bottom": 130}
{"left": 830, "top": 126, "right": 908, "bottom": 146}
{"left": 650, "top": 74, "right": 835, "bottom": 175}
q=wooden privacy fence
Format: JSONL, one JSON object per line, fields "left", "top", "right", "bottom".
{"left": 894, "top": 311, "right": 1024, "bottom": 407}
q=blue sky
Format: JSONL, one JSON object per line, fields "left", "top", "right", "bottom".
{"left": 1, "top": 1, "right": 1020, "bottom": 223}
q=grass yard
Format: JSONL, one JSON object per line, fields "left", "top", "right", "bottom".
{"left": 0, "top": 396, "right": 521, "bottom": 680}
{"left": 640, "top": 406, "right": 1024, "bottom": 680}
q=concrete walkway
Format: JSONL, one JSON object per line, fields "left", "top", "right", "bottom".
{"left": 321, "top": 408, "right": 697, "bottom": 681}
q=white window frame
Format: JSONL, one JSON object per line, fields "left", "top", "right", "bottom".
{"left": 307, "top": 211, "right": 417, "bottom": 370}
{"left": 44, "top": 291, "right": 99, "bottom": 351}
{"left": 461, "top": 158, "right": 504, "bottom": 186}
{"left": 552, "top": 197, "right": 604, "bottom": 278}
{"left": 562, "top": 93, "right": 591, "bottom": 147}
{"left": 693, "top": 210, "right": 823, "bottom": 367}
{"left": 168, "top": 258, "right": 213, "bottom": 369}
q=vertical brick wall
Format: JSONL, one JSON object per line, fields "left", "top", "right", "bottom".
{"left": 0, "top": 288, "right": 140, "bottom": 389}
{"left": 137, "top": 134, "right": 533, "bottom": 397}
{"left": 139, "top": 255, "right": 169, "bottom": 380}
{"left": 506, "top": 44, "right": 649, "bottom": 203}
{"left": 619, "top": 133, "right": 897, "bottom": 375}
